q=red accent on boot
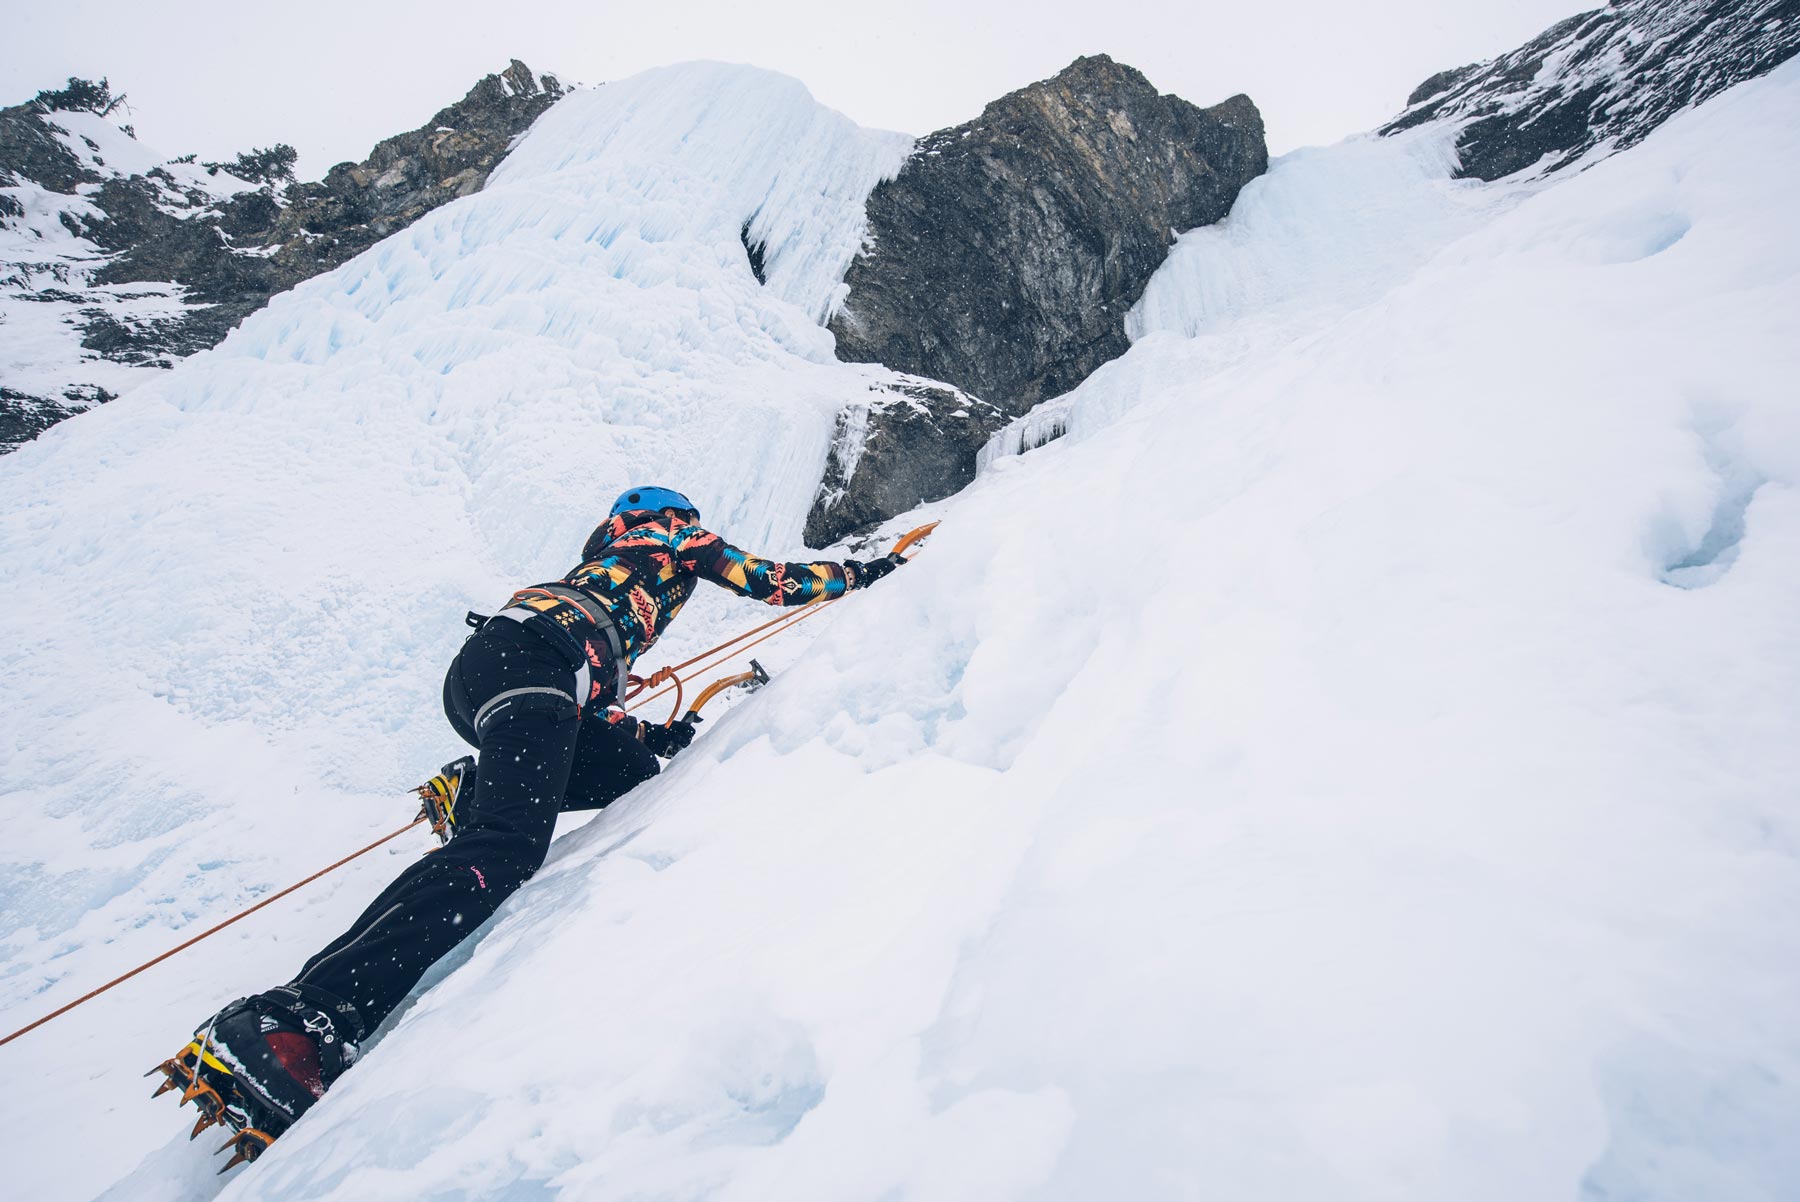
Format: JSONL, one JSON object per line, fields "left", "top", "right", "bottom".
{"left": 264, "top": 1031, "right": 325, "bottom": 1098}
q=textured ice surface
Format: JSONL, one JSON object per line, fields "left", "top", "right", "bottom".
{"left": 3, "top": 58, "right": 1799, "bottom": 1202}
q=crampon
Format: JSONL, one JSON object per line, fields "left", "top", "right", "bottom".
{"left": 414, "top": 755, "right": 475, "bottom": 846}
{"left": 145, "top": 1029, "right": 282, "bottom": 1173}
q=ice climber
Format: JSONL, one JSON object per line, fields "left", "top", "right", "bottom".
{"left": 160, "top": 486, "right": 904, "bottom": 1152}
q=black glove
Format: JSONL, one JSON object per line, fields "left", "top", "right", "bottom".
{"left": 845, "top": 553, "right": 905, "bottom": 589}
{"left": 640, "top": 714, "right": 701, "bottom": 758}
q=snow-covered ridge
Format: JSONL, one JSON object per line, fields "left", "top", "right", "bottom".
{"left": 0, "top": 61, "right": 565, "bottom": 453}
{"left": 1384, "top": 0, "right": 1800, "bottom": 179}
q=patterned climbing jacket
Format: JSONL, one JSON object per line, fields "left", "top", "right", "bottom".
{"left": 503, "top": 510, "right": 850, "bottom": 686}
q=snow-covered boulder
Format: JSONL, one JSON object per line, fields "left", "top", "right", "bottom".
{"left": 804, "top": 376, "right": 1008, "bottom": 546}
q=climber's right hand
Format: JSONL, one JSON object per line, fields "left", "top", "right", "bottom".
{"left": 845, "top": 553, "right": 905, "bottom": 589}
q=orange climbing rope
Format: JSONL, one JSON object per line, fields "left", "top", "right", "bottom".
{"left": 626, "top": 600, "right": 822, "bottom": 716}
{"left": 622, "top": 663, "right": 686, "bottom": 722}
{"left": 0, "top": 818, "right": 427, "bottom": 1049}
{"left": 0, "top": 521, "right": 940, "bottom": 1049}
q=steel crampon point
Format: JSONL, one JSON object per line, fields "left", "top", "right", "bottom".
{"left": 145, "top": 1032, "right": 278, "bottom": 1173}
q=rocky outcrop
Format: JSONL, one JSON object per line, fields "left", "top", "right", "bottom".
{"left": 1, "top": 61, "right": 564, "bottom": 452}
{"left": 805, "top": 377, "right": 1010, "bottom": 547}
{"left": 1405, "top": 65, "right": 1480, "bottom": 108}
{"left": 0, "top": 384, "right": 109, "bottom": 449}
{"left": 211, "top": 61, "right": 564, "bottom": 297}
{"left": 804, "top": 56, "right": 1265, "bottom": 543}
{"left": 1385, "top": 0, "right": 1800, "bottom": 180}
{"left": 829, "top": 55, "right": 1266, "bottom": 414}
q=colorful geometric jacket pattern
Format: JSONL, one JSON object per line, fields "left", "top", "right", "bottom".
{"left": 508, "top": 510, "right": 849, "bottom": 677}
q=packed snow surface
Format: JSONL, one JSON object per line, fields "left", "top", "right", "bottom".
{"left": 3, "top": 57, "right": 1798, "bottom": 1202}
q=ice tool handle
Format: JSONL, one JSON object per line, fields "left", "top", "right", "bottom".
{"left": 892, "top": 520, "right": 939, "bottom": 558}
{"left": 683, "top": 658, "right": 770, "bottom": 724}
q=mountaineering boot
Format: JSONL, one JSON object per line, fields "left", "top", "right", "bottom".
{"left": 145, "top": 985, "right": 364, "bottom": 1171}
{"left": 208, "top": 985, "right": 365, "bottom": 1127}
{"left": 416, "top": 755, "right": 476, "bottom": 845}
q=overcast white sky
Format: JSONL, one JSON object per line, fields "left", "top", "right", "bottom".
{"left": 5, "top": 0, "right": 1590, "bottom": 177}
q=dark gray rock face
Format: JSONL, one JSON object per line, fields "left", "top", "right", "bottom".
{"left": 804, "top": 55, "right": 1266, "bottom": 544}
{"left": 215, "top": 60, "right": 564, "bottom": 296}
{"left": 1385, "top": 0, "right": 1800, "bottom": 180}
{"left": 0, "top": 97, "right": 91, "bottom": 195}
{"left": 1, "top": 61, "right": 563, "bottom": 453}
{"left": 0, "top": 384, "right": 110, "bottom": 450}
{"left": 828, "top": 55, "right": 1267, "bottom": 414}
{"left": 1405, "top": 64, "right": 1480, "bottom": 108}
{"left": 805, "top": 378, "right": 1010, "bottom": 547}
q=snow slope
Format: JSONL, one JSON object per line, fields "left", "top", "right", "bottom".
{"left": 4, "top": 55, "right": 1799, "bottom": 1202}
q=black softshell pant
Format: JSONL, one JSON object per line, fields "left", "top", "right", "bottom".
{"left": 290, "top": 619, "right": 658, "bottom": 1032}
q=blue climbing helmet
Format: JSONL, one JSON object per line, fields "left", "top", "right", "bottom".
{"left": 609, "top": 485, "right": 699, "bottom": 520}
